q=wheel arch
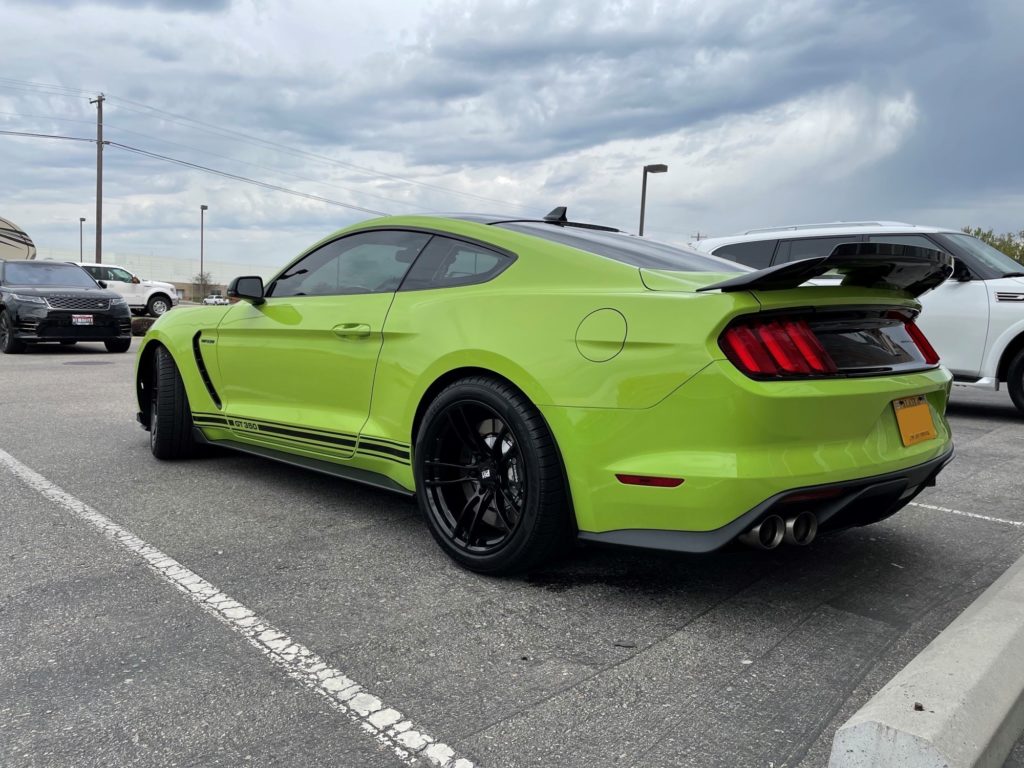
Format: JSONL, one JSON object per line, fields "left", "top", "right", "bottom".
{"left": 996, "top": 330, "right": 1024, "bottom": 382}
{"left": 135, "top": 338, "right": 163, "bottom": 428}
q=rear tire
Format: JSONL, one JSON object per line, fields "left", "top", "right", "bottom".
{"left": 149, "top": 346, "right": 197, "bottom": 459}
{"left": 414, "top": 376, "right": 572, "bottom": 575}
{"left": 1008, "top": 349, "right": 1024, "bottom": 416}
{"left": 0, "top": 311, "right": 25, "bottom": 354}
{"left": 105, "top": 338, "right": 131, "bottom": 353}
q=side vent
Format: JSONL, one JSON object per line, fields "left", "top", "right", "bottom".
{"left": 192, "top": 331, "right": 222, "bottom": 409}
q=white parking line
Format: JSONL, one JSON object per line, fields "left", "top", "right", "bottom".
{"left": 0, "top": 448, "right": 475, "bottom": 768}
{"left": 909, "top": 501, "right": 1024, "bottom": 527}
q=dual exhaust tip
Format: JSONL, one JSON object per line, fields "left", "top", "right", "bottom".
{"left": 739, "top": 511, "right": 818, "bottom": 550}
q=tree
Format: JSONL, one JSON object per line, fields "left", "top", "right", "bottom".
{"left": 192, "top": 271, "right": 213, "bottom": 300}
{"left": 961, "top": 226, "right": 1024, "bottom": 265}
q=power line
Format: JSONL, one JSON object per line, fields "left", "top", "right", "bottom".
{"left": 107, "top": 141, "right": 388, "bottom": 216}
{"left": 0, "top": 128, "right": 94, "bottom": 143}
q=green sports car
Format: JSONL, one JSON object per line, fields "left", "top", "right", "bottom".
{"left": 135, "top": 209, "right": 955, "bottom": 574}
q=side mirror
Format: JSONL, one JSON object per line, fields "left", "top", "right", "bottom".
{"left": 952, "top": 260, "right": 972, "bottom": 282}
{"left": 227, "top": 275, "right": 265, "bottom": 305}
{"left": 97, "top": 280, "right": 108, "bottom": 289}
{"left": 131, "top": 275, "right": 141, "bottom": 284}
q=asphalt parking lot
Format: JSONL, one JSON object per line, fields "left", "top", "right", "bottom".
{"left": 3, "top": 340, "right": 1024, "bottom": 768}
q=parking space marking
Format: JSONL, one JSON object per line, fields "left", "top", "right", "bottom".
{"left": 0, "top": 448, "right": 475, "bottom": 768}
{"left": 909, "top": 501, "right": 1024, "bottom": 527}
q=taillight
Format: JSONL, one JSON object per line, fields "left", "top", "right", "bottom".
{"left": 904, "top": 321, "right": 940, "bottom": 365}
{"left": 721, "top": 318, "right": 837, "bottom": 378}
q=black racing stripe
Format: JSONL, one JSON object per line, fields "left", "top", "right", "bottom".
{"left": 356, "top": 443, "right": 411, "bottom": 461}
{"left": 254, "top": 423, "right": 356, "bottom": 448}
{"left": 360, "top": 434, "right": 411, "bottom": 449}
{"left": 238, "top": 416, "right": 358, "bottom": 442}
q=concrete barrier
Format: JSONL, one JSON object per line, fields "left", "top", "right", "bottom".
{"left": 830, "top": 553, "right": 1024, "bottom": 767}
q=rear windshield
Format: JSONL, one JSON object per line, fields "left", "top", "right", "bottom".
{"left": 2, "top": 262, "right": 97, "bottom": 288}
{"left": 497, "top": 222, "right": 746, "bottom": 273}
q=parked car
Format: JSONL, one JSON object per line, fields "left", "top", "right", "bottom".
{"left": 0, "top": 259, "right": 132, "bottom": 353}
{"left": 693, "top": 222, "right": 1024, "bottom": 415}
{"left": 134, "top": 210, "right": 954, "bottom": 573}
{"left": 202, "top": 293, "right": 229, "bottom": 305}
{"left": 76, "top": 262, "right": 178, "bottom": 317}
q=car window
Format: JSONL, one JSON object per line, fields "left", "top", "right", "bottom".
{"left": 712, "top": 240, "right": 777, "bottom": 269}
{"left": 81, "top": 265, "right": 102, "bottom": 280}
{"left": 107, "top": 267, "right": 134, "bottom": 282}
{"left": 496, "top": 222, "right": 743, "bottom": 272}
{"left": 865, "top": 235, "right": 938, "bottom": 249}
{"left": 2, "top": 262, "right": 97, "bottom": 287}
{"left": 268, "top": 230, "right": 431, "bottom": 298}
{"left": 400, "top": 236, "right": 510, "bottom": 290}
{"left": 774, "top": 237, "right": 862, "bottom": 264}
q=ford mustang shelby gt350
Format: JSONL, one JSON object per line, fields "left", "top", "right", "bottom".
{"left": 134, "top": 209, "right": 954, "bottom": 574}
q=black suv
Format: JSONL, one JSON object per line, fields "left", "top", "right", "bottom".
{"left": 0, "top": 260, "right": 132, "bottom": 354}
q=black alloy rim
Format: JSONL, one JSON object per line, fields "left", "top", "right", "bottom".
{"left": 149, "top": 364, "right": 159, "bottom": 447}
{"left": 0, "top": 314, "right": 9, "bottom": 348}
{"left": 423, "top": 401, "right": 527, "bottom": 555}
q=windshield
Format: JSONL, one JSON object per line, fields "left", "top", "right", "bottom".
{"left": 941, "top": 233, "right": 1024, "bottom": 275}
{"left": 3, "top": 262, "right": 98, "bottom": 288}
{"left": 497, "top": 222, "right": 746, "bottom": 273}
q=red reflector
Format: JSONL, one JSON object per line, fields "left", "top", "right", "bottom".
{"left": 616, "top": 474, "right": 685, "bottom": 488}
{"left": 905, "top": 321, "right": 940, "bottom": 365}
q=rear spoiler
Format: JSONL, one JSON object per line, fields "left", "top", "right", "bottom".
{"left": 696, "top": 242, "right": 954, "bottom": 298}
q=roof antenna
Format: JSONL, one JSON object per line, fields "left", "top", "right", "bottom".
{"left": 543, "top": 206, "right": 568, "bottom": 224}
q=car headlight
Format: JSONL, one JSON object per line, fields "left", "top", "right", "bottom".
{"left": 9, "top": 293, "right": 46, "bottom": 303}
{"left": 110, "top": 296, "right": 128, "bottom": 306}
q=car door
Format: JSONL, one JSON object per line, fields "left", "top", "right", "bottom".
{"left": 865, "top": 234, "right": 990, "bottom": 375}
{"left": 105, "top": 266, "right": 143, "bottom": 306}
{"left": 212, "top": 229, "right": 431, "bottom": 458}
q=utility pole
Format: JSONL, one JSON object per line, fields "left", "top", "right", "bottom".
{"left": 691, "top": 231, "right": 707, "bottom": 242}
{"left": 79, "top": 217, "right": 85, "bottom": 260}
{"left": 90, "top": 93, "right": 105, "bottom": 263}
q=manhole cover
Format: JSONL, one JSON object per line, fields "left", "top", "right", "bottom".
{"left": 63, "top": 361, "right": 114, "bottom": 366}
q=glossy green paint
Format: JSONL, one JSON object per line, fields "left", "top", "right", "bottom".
{"left": 135, "top": 215, "right": 954, "bottom": 537}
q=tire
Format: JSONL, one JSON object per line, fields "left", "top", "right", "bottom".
{"left": 149, "top": 346, "right": 197, "bottom": 459}
{"left": 1008, "top": 349, "right": 1024, "bottom": 416}
{"left": 0, "top": 311, "right": 26, "bottom": 354}
{"left": 105, "top": 338, "right": 131, "bottom": 353}
{"left": 147, "top": 294, "right": 171, "bottom": 317}
{"left": 60, "top": 340, "right": 78, "bottom": 346}
{"left": 414, "top": 376, "right": 572, "bottom": 575}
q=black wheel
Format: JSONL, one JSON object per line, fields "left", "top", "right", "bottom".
{"left": 1008, "top": 349, "right": 1024, "bottom": 416}
{"left": 105, "top": 338, "right": 131, "bottom": 353}
{"left": 149, "top": 346, "right": 197, "bottom": 459}
{"left": 0, "top": 311, "right": 26, "bottom": 354}
{"left": 60, "top": 340, "right": 78, "bottom": 346}
{"left": 414, "top": 377, "right": 571, "bottom": 575}
{"left": 147, "top": 294, "right": 171, "bottom": 317}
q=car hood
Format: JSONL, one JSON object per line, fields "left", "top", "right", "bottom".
{"left": 3, "top": 285, "right": 121, "bottom": 300}
{"left": 141, "top": 279, "right": 175, "bottom": 291}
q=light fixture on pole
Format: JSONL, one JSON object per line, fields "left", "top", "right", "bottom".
{"left": 200, "top": 204, "right": 208, "bottom": 300}
{"left": 638, "top": 163, "right": 668, "bottom": 237}
{"left": 79, "top": 217, "right": 86, "bottom": 261}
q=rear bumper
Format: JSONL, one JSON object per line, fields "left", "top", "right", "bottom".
{"left": 578, "top": 446, "right": 954, "bottom": 553}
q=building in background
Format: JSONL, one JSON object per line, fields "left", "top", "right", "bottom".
{"left": 0, "top": 217, "right": 37, "bottom": 260}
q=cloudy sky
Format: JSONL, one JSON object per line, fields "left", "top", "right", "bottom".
{"left": 2, "top": 0, "right": 1023, "bottom": 277}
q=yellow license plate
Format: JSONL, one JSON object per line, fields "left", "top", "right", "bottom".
{"left": 893, "top": 395, "right": 937, "bottom": 447}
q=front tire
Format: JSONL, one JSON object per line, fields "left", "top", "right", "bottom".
{"left": 0, "top": 311, "right": 26, "bottom": 354}
{"left": 149, "top": 346, "right": 197, "bottom": 459}
{"left": 1008, "top": 349, "right": 1024, "bottom": 416}
{"left": 147, "top": 294, "right": 171, "bottom": 317}
{"left": 105, "top": 338, "right": 131, "bottom": 353}
{"left": 414, "top": 377, "right": 571, "bottom": 575}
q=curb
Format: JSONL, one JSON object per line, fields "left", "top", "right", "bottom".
{"left": 829, "top": 552, "right": 1024, "bottom": 767}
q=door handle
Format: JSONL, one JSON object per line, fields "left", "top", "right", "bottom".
{"left": 332, "top": 323, "right": 371, "bottom": 339}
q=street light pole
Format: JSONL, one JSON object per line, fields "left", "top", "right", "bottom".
{"left": 89, "top": 93, "right": 105, "bottom": 263}
{"left": 79, "top": 217, "right": 85, "bottom": 261}
{"left": 200, "top": 204, "right": 208, "bottom": 299}
{"left": 638, "top": 163, "right": 668, "bottom": 237}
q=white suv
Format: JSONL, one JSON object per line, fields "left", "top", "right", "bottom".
{"left": 693, "top": 222, "right": 1024, "bottom": 414}
{"left": 77, "top": 263, "right": 179, "bottom": 317}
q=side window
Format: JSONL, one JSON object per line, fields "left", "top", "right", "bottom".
{"left": 711, "top": 240, "right": 776, "bottom": 269}
{"left": 82, "top": 266, "right": 102, "bottom": 280}
{"left": 268, "top": 230, "right": 430, "bottom": 298}
{"left": 401, "top": 236, "right": 510, "bottom": 291}
{"left": 775, "top": 237, "right": 862, "bottom": 264}
{"left": 866, "top": 235, "right": 939, "bottom": 249}
{"left": 108, "top": 267, "right": 133, "bottom": 282}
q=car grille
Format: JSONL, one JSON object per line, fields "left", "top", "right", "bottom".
{"left": 45, "top": 295, "right": 111, "bottom": 310}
